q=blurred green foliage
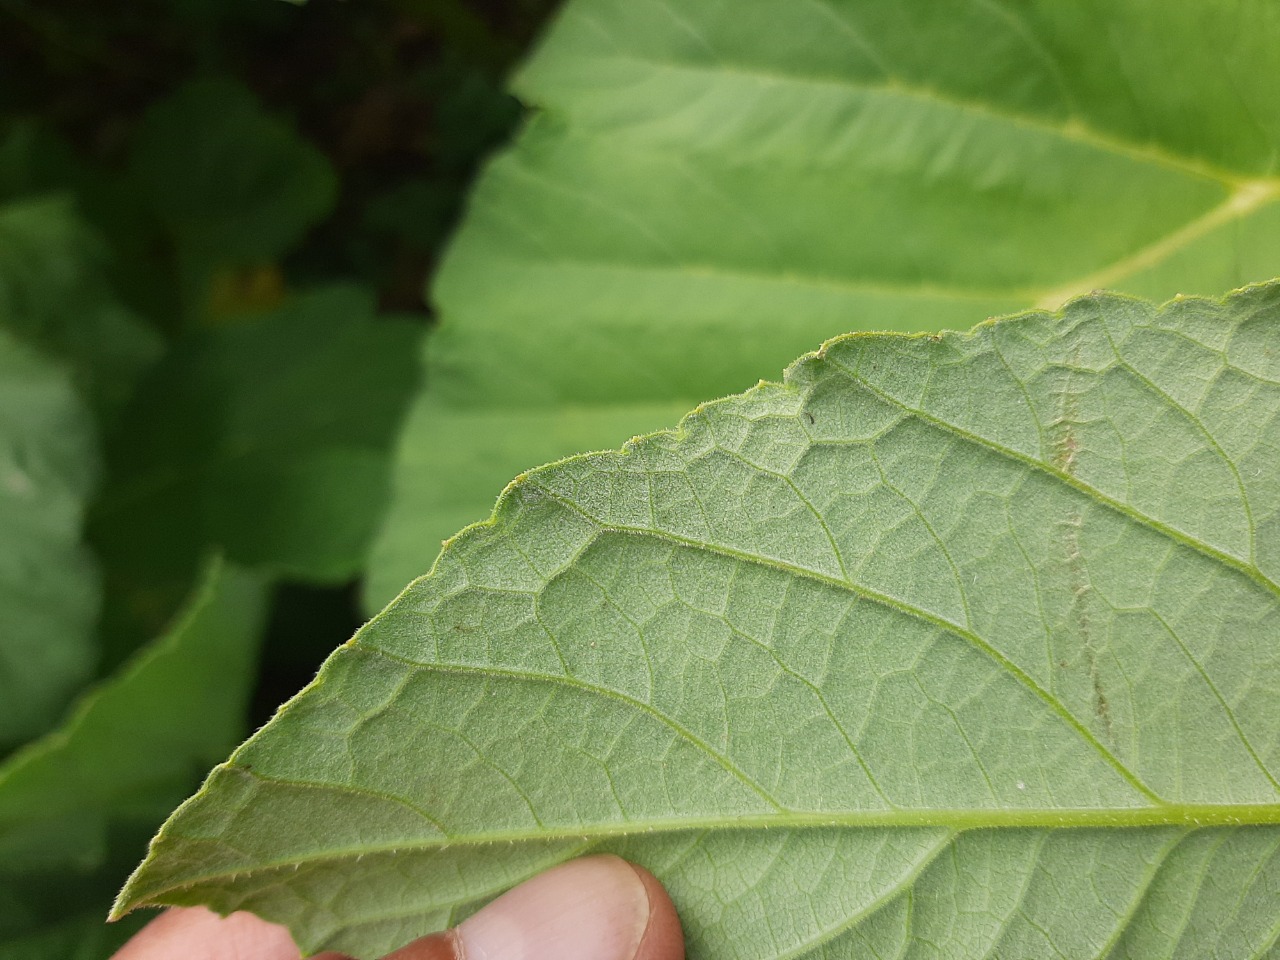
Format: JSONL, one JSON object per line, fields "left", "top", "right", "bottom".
{"left": 0, "top": 0, "right": 554, "bottom": 953}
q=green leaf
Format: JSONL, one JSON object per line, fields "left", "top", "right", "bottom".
{"left": 90, "top": 286, "right": 422, "bottom": 629}
{"left": 88, "top": 286, "right": 423, "bottom": 654}
{"left": 128, "top": 78, "right": 336, "bottom": 293}
{"left": 116, "top": 283, "right": 1280, "bottom": 958}
{"left": 366, "top": 0, "right": 1280, "bottom": 609}
{"left": 0, "top": 124, "right": 97, "bottom": 205}
{"left": 0, "top": 558, "right": 268, "bottom": 867}
{"left": 0, "top": 329, "right": 98, "bottom": 748}
{"left": 0, "top": 559, "right": 267, "bottom": 954}
{"left": 0, "top": 122, "right": 179, "bottom": 341}
{"left": 0, "top": 196, "right": 163, "bottom": 421}
{"left": 130, "top": 77, "right": 336, "bottom": 263}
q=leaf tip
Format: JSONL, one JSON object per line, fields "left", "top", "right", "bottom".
{"left": 107, "top": 873, "right": 148, "bottom": 922}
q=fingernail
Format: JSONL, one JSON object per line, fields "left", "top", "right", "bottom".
{"left": 378, "top": 930, "right": 455, "bottom": 960}
{"left": 460, "top": 854, "right": 651, "bottom": 960}
{"left": 384, "top": 855, "right": 651, "bottom": 960}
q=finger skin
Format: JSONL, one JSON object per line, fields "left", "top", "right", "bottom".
{"left": 630, "top": 862, "right": 686, "bottom": 960}
{"left": 113, "top": 855, "right": 684, "bottom": 960}
{"left": 383, "top": 855, "right": 684, "bottom": 960}
{"left": 110, "top": 905, "right": 348, "bottom": 960}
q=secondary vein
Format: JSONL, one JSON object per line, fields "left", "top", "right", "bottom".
{"left": 833, "top": 361, "right": 1280, "bottom": 602}
{"left": 530, "top": 484, "right": 1165, "bottom": 806}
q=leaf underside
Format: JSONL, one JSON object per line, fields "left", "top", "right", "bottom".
{"left": 119, "top": 284, "right": 1280, "bottom": 959}
{"left": 366, "top": 0, "right": 1280, "bottom": 608}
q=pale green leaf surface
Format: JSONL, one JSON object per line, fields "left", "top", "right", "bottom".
{"left": 370, "top": 397, "right": 694, "bottom": 595}
{"left": 367, "top": 0, "right": 1280, "bottom": 608}
{"left": 0, "top": 329, "right": 98, "bottom": 747}
{"left": 119, "top": 285, "right": 1280, "bottom": 958}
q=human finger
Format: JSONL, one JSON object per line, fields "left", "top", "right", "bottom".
{"left": 112, "top": 854, "right": 684, "bottom": 960}
{"left": 111, "top": 905, "right": 347, "bottom": 960}
{"left": 382, "top": 854, "right": 684, "bottom": 960}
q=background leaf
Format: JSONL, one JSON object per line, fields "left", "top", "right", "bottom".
{"left": 365, "top": 0, "right": 1280, "bottom": 609}
{"left": 0, "top": 195, "right": 162, "bottom": 421}
{"left": 129, "top": 78, "right": 337, "bottom": 272}
{"left": 0, "top": 559, "right": 267, "bottom": 865}
{"left": 0, "top": 559, "right": 268, "bottom": 955}
{"left": 0, "top": 329, "right": 98, "bottom": 749}
{"left": 0, "top": 560, "right": 267, "bottom": 957}
{"left": 89, "top": 285, "right": 422, "bottom": 649}
{"left": 117, "top": 283, "right": 1280, "bottom": 958}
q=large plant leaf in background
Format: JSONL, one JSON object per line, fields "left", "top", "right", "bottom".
{"left": 366, "top": 0, "right": 1280, "bottom": 608}
{"left": 119, "top": 284, "right": 1280, "bottom": 958}
{"left": 0, "top": 196, "right": 162, "bottom": 421}
{"left": 0, "top": 560, "right": 268, "bottom": 959}
{"left": 90, "top": 285, "right": 421, "bottom": 650}
{"left": 0, "top": 330, "right": 98, "bottom": 749}
{"left": 129, "top": 78, "right": 337, "bottom": 316}
{"left": 130, "top": 78, "right": 335, "bottom": 265}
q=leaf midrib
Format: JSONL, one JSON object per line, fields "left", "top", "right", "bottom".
{"left": 136, "top": 759, "right": 1280, "bottom": 899}
{"left": 450, "top": 252, "right": 1029, "bottom": 304}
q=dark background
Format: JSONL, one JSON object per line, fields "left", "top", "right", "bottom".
{"left": 1, "top": 0, "right": 557, "bottom": 728}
